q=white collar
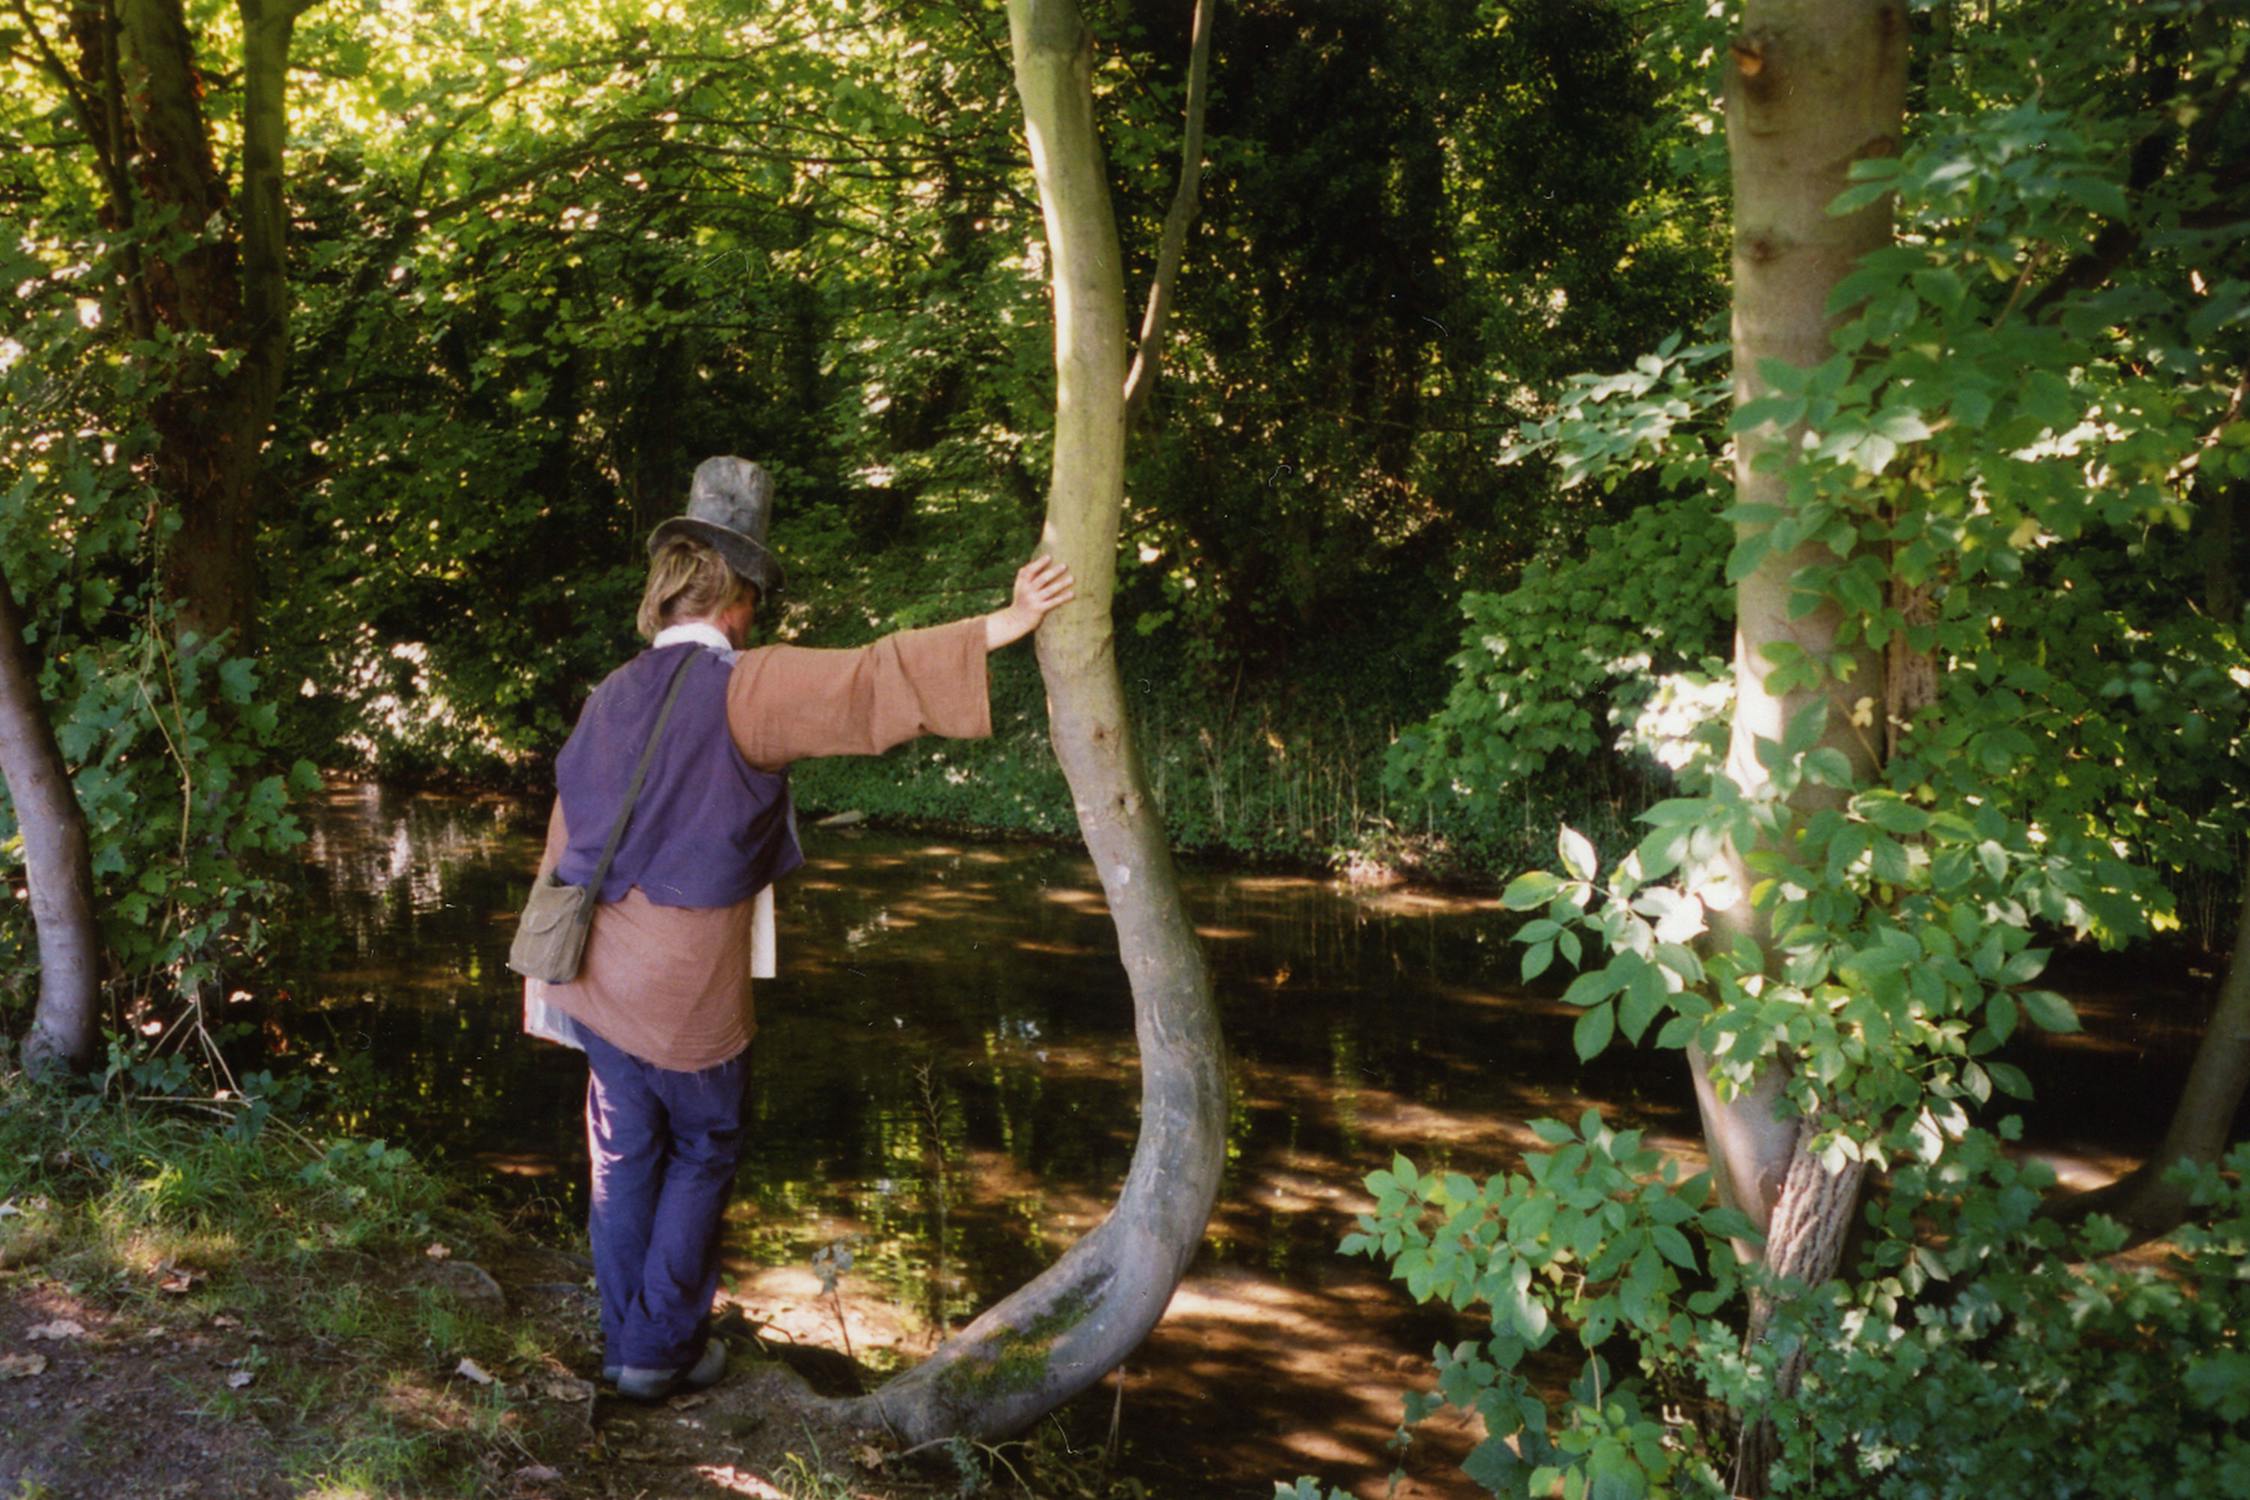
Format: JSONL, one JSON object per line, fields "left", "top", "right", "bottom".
{"left": 652, "top": 622, "right": 735, "bottom": 656}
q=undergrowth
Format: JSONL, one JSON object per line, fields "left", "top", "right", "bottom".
{"left": 0, "top": 1058, "right": 1181, "bottom": 1499}
{"left": 0, "top": 1071, "right": 582, "bottom": 1496}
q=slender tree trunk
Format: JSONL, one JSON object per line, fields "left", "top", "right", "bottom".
{"left": 2054, "top": 864, "right": 2250, "bottom": 1239}
{"left": 822, "top": 0, "right": 1227, "bottom": 1444}
{"left": 1120, "top": 0, "right": 1212, "bottom": 433}
{"left": 0, "top": 563, "right": 102, "bottom": 1076}
{"left": 1709, "top": 3, "right": 1906, "bottom": 1491}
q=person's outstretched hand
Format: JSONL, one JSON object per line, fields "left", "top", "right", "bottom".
{"left": 985, "top": 553, "right": 1077, "bottom": 649}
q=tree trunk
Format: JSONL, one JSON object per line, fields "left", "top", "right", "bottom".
{"left": 0, "top": 562, "right": 102, "bottom": 1076}
{"left": 104, "top": 0, "right": 304, "bottom": 648}
{"left": 1711, "top": 3, "right": 1907, "bottom": 1491}
{"left": 2053, "top": 863, "right": 2250, "bottom": 1240}
{"left": 822, "top": 0, "right": 1228, "bottom": 1444}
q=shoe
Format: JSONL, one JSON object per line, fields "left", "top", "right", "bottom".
{"left": 613, "top": 1336, "right": 726, "bottom": 1401}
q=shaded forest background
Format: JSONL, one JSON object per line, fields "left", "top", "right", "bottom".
{"left": 5, "top": 0, "right": 1730, "bottom": 894}
{"left": 5, "top": 0, "right": 2250, "bottom": 1494}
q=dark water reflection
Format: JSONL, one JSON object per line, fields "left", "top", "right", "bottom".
{"left": 267, "top": 784, "right": 2207, "bottom": 1497}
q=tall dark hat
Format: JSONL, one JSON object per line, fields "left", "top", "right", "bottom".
{"left": 648, "top": 456, "right": 785, "bottom": 600}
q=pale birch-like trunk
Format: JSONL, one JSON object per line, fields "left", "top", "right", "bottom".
{"left": 0, "top": 563, "right": 102, "bottom": 1075}
{"left": 1711, "top": 3, "right": 1906, "bottom": 1491}
{"left": 823, "top": 0, "right": 1227, "bottom": 1443}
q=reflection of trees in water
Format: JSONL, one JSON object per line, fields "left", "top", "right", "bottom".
{"left": 254, "top": 788, "right": 2218, "bottom": 1492}
{"left": 275, "top": 791, "right": 1622, "bottom": 1311}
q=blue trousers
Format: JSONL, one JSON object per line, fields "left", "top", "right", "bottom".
{"left": 575, "top": 1020, "right": 748, "bottom": 1371}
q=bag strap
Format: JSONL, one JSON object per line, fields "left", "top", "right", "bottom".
{"left": 586, "top": 648, "right": 699, "bottom": 898}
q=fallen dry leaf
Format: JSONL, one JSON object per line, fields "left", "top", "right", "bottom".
{"left": 1, "top": 1352, "right": 50, "bottom": 1379}
{"left": 157, "top": 1266, "right": 202, "bottom": 1294}
{"left": 424, "top": 1242, "right": 453, "bottom": 1261}
{"left": 511, "top": 1464, "right": 564, "bottom": 1483}
{"left": 210, "top": 1314, "right": 241, "bottom": 1329}
{"left": 695, "top": 1466, "right": 787, "bottom": 1498}
{"left": 455, "top": 1356, "right": 496, "bottom": 1385}
{"left": 227, "top": 1370, "right": 255, "bottom": 1390}
{"left": 25, "top": 1320, "right": 86, "bottom": 1342}
{"left": 538, "top": 1375, "right": 595, "bottom": 1403}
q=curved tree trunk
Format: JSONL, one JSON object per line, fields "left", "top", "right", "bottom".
{"left": 1711, "top": 3, "right": 1906, "bottom": 1491}
{"left": 2053, "top": 863, "right": 2250, "bottom": 1240}
{"left": 824, "top": 0, "right": 1228, "bottom": 1445}
{"left": 0, "top": 562, "right": 102, "bottom": 1076}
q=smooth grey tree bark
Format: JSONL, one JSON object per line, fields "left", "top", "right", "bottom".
{"left": 823, "top": 0, "right": 1226, "bottom": 1445}
{"left": 0, "top": 562, "right": 102, "bottom": 1075}
{"left": 1706, "top": 3, "right": 1907, "bottom": 1492}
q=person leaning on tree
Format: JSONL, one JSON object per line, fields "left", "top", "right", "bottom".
{"left": 520, "top": 456, "right": 1073, "bottom": 1401}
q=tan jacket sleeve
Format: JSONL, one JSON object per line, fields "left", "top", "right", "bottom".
{"left": 727, "top": 616, "right": 993, "bottom": 771}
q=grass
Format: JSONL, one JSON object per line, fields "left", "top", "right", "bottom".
{"left": 0, "top": 1062, "right": 1165, "bottom": 1499}
{"left": 0, "top": 1073, "right": 587, "bottom": 1498}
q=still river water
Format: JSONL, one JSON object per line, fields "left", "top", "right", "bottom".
{"left": 273, "top": 783, "right": 2205, "bottom": 1496}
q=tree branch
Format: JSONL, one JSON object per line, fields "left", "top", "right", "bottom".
{"left": 11, "top": 0, "right": 123, "bottom": 194}
{"left": 1120, "top": 0, "right": 1213, "bottom": 433}
{"left": 2020, "top": 49, "right": 2244, "bottom": 323}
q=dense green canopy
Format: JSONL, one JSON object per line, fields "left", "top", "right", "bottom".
{"left": 2, "top": 0, "right": 2247, "bottom": 1491}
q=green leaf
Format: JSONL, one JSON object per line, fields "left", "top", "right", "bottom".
{"left": 1558, "top": 825, "right": 1598, "bottom": 882}
{"left": 1651, "top": 1223, "right": 1697, "bottom": 1270}
{"left": 217, "top": 657, "right": 258, "bottom": 705}
{"left": 1859, "top": 796, "right": 1931, "bottom": 835}
{"left": 2020, "top": 990, "right": 2080, "bottom": 1033}
{"left": 1574, "top": 1001, "right": 1616, "bottom": 1063}
{"left": 1803, "top": 747, "right": 1854, "bottom": 787}
{"left": 1999, "top": 947, "right": 2049, "bottom": 984}
{"left": 1619, "top": 965, "right": 1666, "bottom": 1044}
{"left": 1503, "top": 871, "right": 1563, "bottom": 910}
{"left": 1732, "top": 393, "right": 1807, "bottom": 431}
{"left": 1561, "top": 967, "right": 1627, "bottom": 1009}
{"left": 1703, "top": 1207, "right": 1762, "bottom": 1244}
{"left": 2057, "top": 174, "right": 2131, "bottom": 221}
{"left": 2184, "top": 1351, "right": 2250, "bottom": 1423}
{"left": 1783, "top": 697, "right": 1830, "bottom": 756}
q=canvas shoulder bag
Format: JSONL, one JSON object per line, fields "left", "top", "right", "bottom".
{"left": 507, "top": 650, "right": 697, "bottom": 984}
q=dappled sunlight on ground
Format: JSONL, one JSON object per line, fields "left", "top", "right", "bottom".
{"left": 264, "top": 789, "right": 2225, "bottom": 1498}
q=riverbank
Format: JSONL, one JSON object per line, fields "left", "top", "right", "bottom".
{"left": 0, "top": 1082, "right": 1142, "bottom": 1500}
{"left": 329, "top": 644, "right": 1657, "bottom": 896}
{"left": 7, "top": 795, "right": 2228, "bottom": 1499}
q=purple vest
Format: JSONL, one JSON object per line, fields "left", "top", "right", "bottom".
{"left": 554, "top": 643, "right": 803, "bottom": 908}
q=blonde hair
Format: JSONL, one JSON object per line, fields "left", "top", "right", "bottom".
{"left": 636, "top": 538, "right": 753, "bottom": 640}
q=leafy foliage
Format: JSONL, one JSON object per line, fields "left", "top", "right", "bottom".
{"left": 1766, "top": 1144, "right": 2250, "bottom": 1499}
{"left": 1391, "top": 484, "right": 1734, "bottom": 806}
{"left": 1342, "top": 1114, "right": 1753, "bottom": 1497}
{"left": 1345, "top": 0, "right": 2250, "bottom": 1493}
{"left": 0, "top": 224, "right": 309, "bottom": 1034}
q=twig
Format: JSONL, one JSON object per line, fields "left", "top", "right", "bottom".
{"left": 1121, "top": 0, "right": 1215, "bottom": 432}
